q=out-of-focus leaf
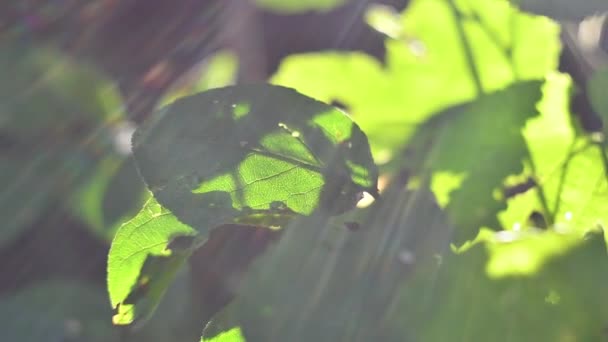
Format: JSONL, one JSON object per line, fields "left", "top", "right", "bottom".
{"left": 510, "top": 0, "right": 608, "bottom": 21}
{"left": 0, "top": 280, "right": 119, "bottom": 342}
{"left": 71, "top": 156, "right": 147, "bottom": 241}
{"left": 254, "top": 0, "right": 347, "bottom": 13}
{"left": 202, "top": 186, "right": 450, "bottom": 341}
{"left": 398, "top": 230, "right": 608, "bottom": 341}
{"left": 0, "top": 39, "right": 122, "bottom": 142}
{"left": 481, "top": 228, "right": 585, "bottom": 278}
{"left": 132, "top": 85, "right": 378, "bottom": 233}
{"left": 161, "top": 51, "right": 238, "bottom": 106}
{"left": 588, "top": 67, "right": 608, "bottom": 132}
{"left": 271, "top": 0, "right": 559, "bottom": 159}
{"left": 107, "top": 197, "right": 197, "bottom": 326}
{"left": 0, "top": 39, "right": 125, "bottom": 245}
{"left": 414, "top": 81, "right": 543, "bottom": 243}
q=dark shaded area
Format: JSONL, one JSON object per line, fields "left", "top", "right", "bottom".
{"left": 0, "top": 0, "right": 409, "bottom": 122}
{"left": 189, "top": 224, "right": 282, "bottom": 325}
{"left": 0, "top": 210, "right": 108, "bottom": 295}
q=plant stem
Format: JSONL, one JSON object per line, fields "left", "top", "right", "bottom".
{"left": 447, "top": 0, "right": 484, "bottom": 96}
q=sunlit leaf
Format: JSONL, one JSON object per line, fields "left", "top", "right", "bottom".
{"left": 132, "top": 84, "right": 378, "bottom": 233}
{"left": 202, "top": 327, "right": 246, "bottom": 342}
{"left": 271, "top": 0, "right": 559, "bottom": 158}
{"left": 107, "top": 197, "right": 197, "bottom": 325}
{"left": 499, "top": 73, "right": 608, "bottom": 235}
{"left": 254, "top": 0, "right": 347, "bottom": 13}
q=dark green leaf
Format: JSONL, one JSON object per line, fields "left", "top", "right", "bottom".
{"left": 132, "top": 84, "right": 378, "bottom": 233}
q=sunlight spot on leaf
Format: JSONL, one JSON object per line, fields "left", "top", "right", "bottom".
{"left": 430, "top": 171, "right": 466, "bottom": 208}
{"left": 231, "top": 102, "right": 250, "bottom": 120}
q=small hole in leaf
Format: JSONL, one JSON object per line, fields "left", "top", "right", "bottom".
{"left": 356, "top": 191, "right": 375, "bottom": 208}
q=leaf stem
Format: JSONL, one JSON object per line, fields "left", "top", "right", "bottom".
{"left": 526, "top": 153, "right": 553, "bottom": 225}
{"left": 447, "top": 0, "right": 484, "bottom": 96}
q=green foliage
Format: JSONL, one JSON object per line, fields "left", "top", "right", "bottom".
{"left": 111, "top": 84, "right": 377, "bottom": 327}
{"left": 6, "top": 0, "right": 608, "bottom": 341}
{"left": 272, "top": 0, "right": 559, "bottom": 159}
{"left": 0, "top": 281, "right": 118, "bottom": 342}
{"left": 401, "top": 230, "right": 608, "bottom": 341}
{"left": 254, "top": 0, "right": 347, "bottom": 13}
{"left": 202, "top": 327, "right": 246, "bottom": 342}
{"left": 418, "top": 81, "right": 543, "bottom": 242}
{"left": 107, "top": 197, "right": 197, "bottom": 325}
{"left": 132, "top": 84, "right": 378, "bottom": 233}
{"left": 0, "top": 40, "right": 128, "bottom": 246}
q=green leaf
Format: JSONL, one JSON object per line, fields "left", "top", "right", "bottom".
{"left": 161, "top": 50, "right": 239, "bottom": 106}
{"left": 202, "top": 327, "right": 246, "bottom": 342}
{"left": 400, "top": 230, "right": 608, "bottom": 341}
{"left": 416, "top": 81, "right": 544, "bottom": 243}
{"left": 510, "top": 0, "right": 608, "bottom": 20}
{"left": 0, "top": 39, "right": 125, "bottom": 245}
{"left": 271, "top": 0, "right": 559, "bottom": 159}
{"left": 107, "top": 196, "right": 197, "bottom": 325}
{"left": 202, "top": 187, "right": 450, "bottom": 341}
{"left": 254, "top": 0, "right": 347, "bottom": 13}
{"left": 132, "top": 84, "right": 378, "bottom": 233}
{"left": 0, "top": 281, "right": 119, "bottom": 342}
{"left": 499, "top": 73, "right": 608, "bottom": 234}
{"left": 469, "top": 72, "right": 608, "bottom": 279}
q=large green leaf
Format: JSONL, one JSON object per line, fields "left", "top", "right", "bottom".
{"left": 413, "top": 81, "right": 544, "bottom": 243}
{"left": 202, "top": 327, "right": 246, "bottom": 342}
{"left": 499, "top": 73, "right": 608, "bottom": 233}
{"left": 510, "top": 0, "right": 608, "bottom": 20}
{"left": 0, "top": 281, "right": 119, "bottom": 342}
{"left": 201, "top": 185, "right": 450, "bottom": 341}
{"left": 107, "top": 197, "right": 197, "bottom": 325}
{"left": 271, "top": 0, "right": 559, "bottom": 159}
{"left": 132, "top": 84, "right": 378, "bottom": 233}
{"left": 477, "top": 72, "right": 608, "bottom": 278}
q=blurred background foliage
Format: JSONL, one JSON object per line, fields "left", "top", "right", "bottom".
{"left": 2, "top": 0, "right": 608, "bottom": 341}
